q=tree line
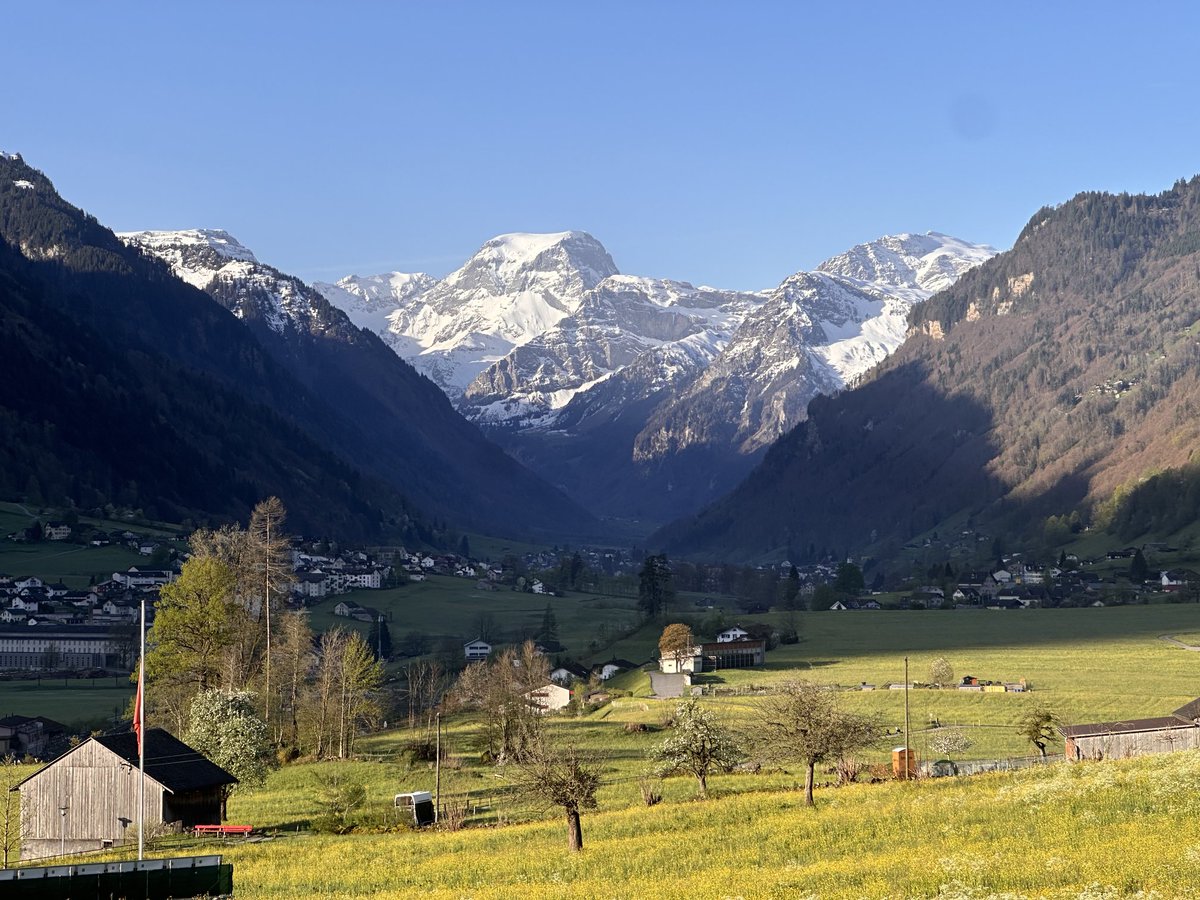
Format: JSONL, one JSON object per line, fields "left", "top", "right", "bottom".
{"left": 142, "top": 499, "right": 384, "bottom": 797}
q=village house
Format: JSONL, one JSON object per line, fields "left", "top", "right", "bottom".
{"left": 463, "top": 639, "right": 492, "bottom": 661}
{"left": 1160, "top": 570, "right": 1200, "bottom": 592}
{"left": 0, "top": 715, "right": 68, "bottom": 758}
{"left": 525, "top": 683, "right": 572, "bottom": 714}
{"left": 596, "top": 659, "right": 637, "bottom": 680}
{"left": 112, "top": 568, "right": 176, "bottom": 590}
{"left": 715, "top": 626, "right": 750, "bottom": 643}
{"left": 550, "top": 662, "right": 590, "bottom": 685}
{"left": 43, "top": 522, "right": 72, "bottom": 541}
{"left": 659, "top": 644, "right": 703, "bottom": 674}
{"left": 13, "top": 728, "right": 237, "bottom": 859}
{"left": 293, "top": 572, "right": 328, "bottom": 599}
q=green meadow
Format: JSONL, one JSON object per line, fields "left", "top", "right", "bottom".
{"left": 15, "top": 601, "right": 1200, "bottom": 896}
{"left": 198, "top": 751, "right": 1200, "bottom": 898}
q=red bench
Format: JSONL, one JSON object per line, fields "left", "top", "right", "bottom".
{"left": 193, "top": 824, "right": 253, "bottom": 838}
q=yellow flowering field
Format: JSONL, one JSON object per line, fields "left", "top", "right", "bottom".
{"left": 215, "top": 751, "right": 1200, "bottom": 898}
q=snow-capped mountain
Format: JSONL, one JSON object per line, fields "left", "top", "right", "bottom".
{"left": 314, "top": 271, "right": 438, "bottom": 344}
{"left": 117, "top": 228, "right": 597, "bottom": 538}
{"left": 462, "top": 275, "right": 767, "bottom": 426}
{"left": 120, "top": 228, "right": 326, "bottom": 336}
{"left": 635, "top": 233, "right": 998, "bottom": 459}
{"left": 317, "top": 231, "right": 617, "bottom": 394}
{"left": 315, "top": 228, "right": 996, "bottom": 523}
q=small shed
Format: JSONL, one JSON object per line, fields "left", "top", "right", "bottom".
{"left": 394, "top": 790, "right": 435, "bottom": 826}
{"left": 12, "top": 728, "right": 237, "bottom": 860}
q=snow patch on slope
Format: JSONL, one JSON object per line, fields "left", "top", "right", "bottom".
{"left": 119, "top": 229, "right": 258, "bottom": 289}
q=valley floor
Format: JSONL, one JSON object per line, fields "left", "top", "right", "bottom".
{"left": 218, "top": 751, "right": 1200, "bottom": 898}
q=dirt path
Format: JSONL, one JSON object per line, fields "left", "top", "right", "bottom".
{"left": 1159, "top": 634, "right": 1200, "bottom": 651}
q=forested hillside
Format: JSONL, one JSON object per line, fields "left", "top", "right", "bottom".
{"left": 657, "top": 177, "right": 1200, "bottom": 561}
{"left": 0, "top": 158, "right": 425, "bottom": 541}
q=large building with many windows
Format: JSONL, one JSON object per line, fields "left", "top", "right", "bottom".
{"left": 0, "top": 624, "right": 123, "bottom": 670}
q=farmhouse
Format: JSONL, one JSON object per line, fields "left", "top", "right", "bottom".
{"left": 525, "top": 683, "right": 572, "bottom": 713}
{"left": 1063, "top": 698, "right": 1200, "bottom": 760}
{"left": 715, "top": 626, "right": 750, "bottom": 643}
{"left": 13, "top": 728, "right": 237, "bottom": 859}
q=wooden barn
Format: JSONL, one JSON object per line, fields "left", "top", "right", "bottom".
{"left": 1062, "top": 698, "right": 1200, "bottom": 761}
{"left": 12, "top": 728, "right": 236, "bottom": 860}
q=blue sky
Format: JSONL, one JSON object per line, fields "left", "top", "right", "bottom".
{"left": 5, "top": 2, "right": 1199, "bottom": 289}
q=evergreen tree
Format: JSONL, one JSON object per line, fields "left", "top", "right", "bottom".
{"left": 367, "top": 616, "right": 392, "bottom": 661}
{"left": 538, "top": 602, "right": 559, "bottom": 643}
{"left": 783, "top": 566, "right": 801, "bottom": 610}
{"left": 637, "top": 554, "right": 675, "bottom": 621}
{"left": 1130, "top": 548, "right": 1149, "bottom": 583}
{"left": 833, "top": 562, "right": 865, "bottom": 595}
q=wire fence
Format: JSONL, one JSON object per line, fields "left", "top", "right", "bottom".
{"left": 921, "top": 753, "right": 1063, "bottom": 778}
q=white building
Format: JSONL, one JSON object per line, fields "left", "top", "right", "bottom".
{"left": 464, "top": 639, "right": 492, "bottom": 661}
{"left": 525, "top": 683, "right": 572, "bottom": 714}
{"left": 715, "top": 626, "right": 750, "bottom": 643}
{"left": 659, "top": 646, "right": 703, "bottom": 674}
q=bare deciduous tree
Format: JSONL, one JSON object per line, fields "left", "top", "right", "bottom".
{"left": 755, "top": 681, "right": 880, "bottom": 806}
{"left": 453, "top": 641, "right": 550, "bottom": 764}
{"left": 510, "top": 735, "right": 601, "bottom": 853}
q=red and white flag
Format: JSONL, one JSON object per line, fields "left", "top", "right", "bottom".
{"left": 132, "top": 668, "right": 144, "bottom": 757}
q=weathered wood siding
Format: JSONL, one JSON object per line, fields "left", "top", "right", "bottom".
{"left": 1072, "top": 726, "right": 1200, "bottom": 761}
{"left": 18, "top": 741, "right": 164, "bottom": 860}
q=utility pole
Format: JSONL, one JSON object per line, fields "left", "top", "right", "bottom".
{"left": 903, "top": 655, "right": 911, "bottom": 781}
{"left": 264, "top": 512, "right": 271, "bottom": 732}
{"left": 138, "top": 593, "right": 145, "bottom": 859}
{"left": 434, "top": 712, "right": 442, "bottom": 824}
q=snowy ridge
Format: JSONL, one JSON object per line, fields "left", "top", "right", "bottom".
{"left": 313, "top": 272, "right": 437, "bottom": 346}
{"left": 818, "top": 231, "right": 998, "bottom": 295}
{"left": 316, "top": 228, "right": 995, "bottom": 451}
{"left": 316, "top": 231, "right": 619, "bottom": 393}
{"left": 461, "top": 274, "right": 766, "bottom": 423}
{"left": 119, "top": 229, "right": 259, "bottom": 290}
{"left": 120, "top": 229, "right": 336, "bottom": 337}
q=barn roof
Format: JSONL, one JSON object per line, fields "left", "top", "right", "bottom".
{"left": 93, "top": 729, "right": 238, "bottom": 792}
{"left": 1173, "top": 697, "right": 1200, "bottom": 721}
{"left": 1060, "top": 716, "right": 1199, "bottom": 738}
{"left": 11, "top": 728, "right": 237, "bottom": 794}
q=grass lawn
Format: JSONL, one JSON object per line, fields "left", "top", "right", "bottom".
{"left": 0, "top": 677, "right": 134, "bottom": 728}
{"left": 16, "top": 603, "right": 1200, "bottom": 896}
{"left": 0, "top": 541, "right": 146, "bottom": 589}
{"left": 305, "top": 577, "right": 644, "bottom": 664}
{"left": 211, "top": 753, "right": 1200, "bottom": 897}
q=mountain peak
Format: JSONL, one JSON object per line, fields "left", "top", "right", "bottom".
{"left": 449, "top": 230, "right": 619, "bottom": 295}
{"left": 119, "top": 228, "right": 258, "bottom": 264}
{"left": 817, "top": 231, "right": 997, "bottom": 295}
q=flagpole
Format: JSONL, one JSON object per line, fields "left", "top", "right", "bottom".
{"left": 138, "top": 593, "right": 145, "bottom": 861}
